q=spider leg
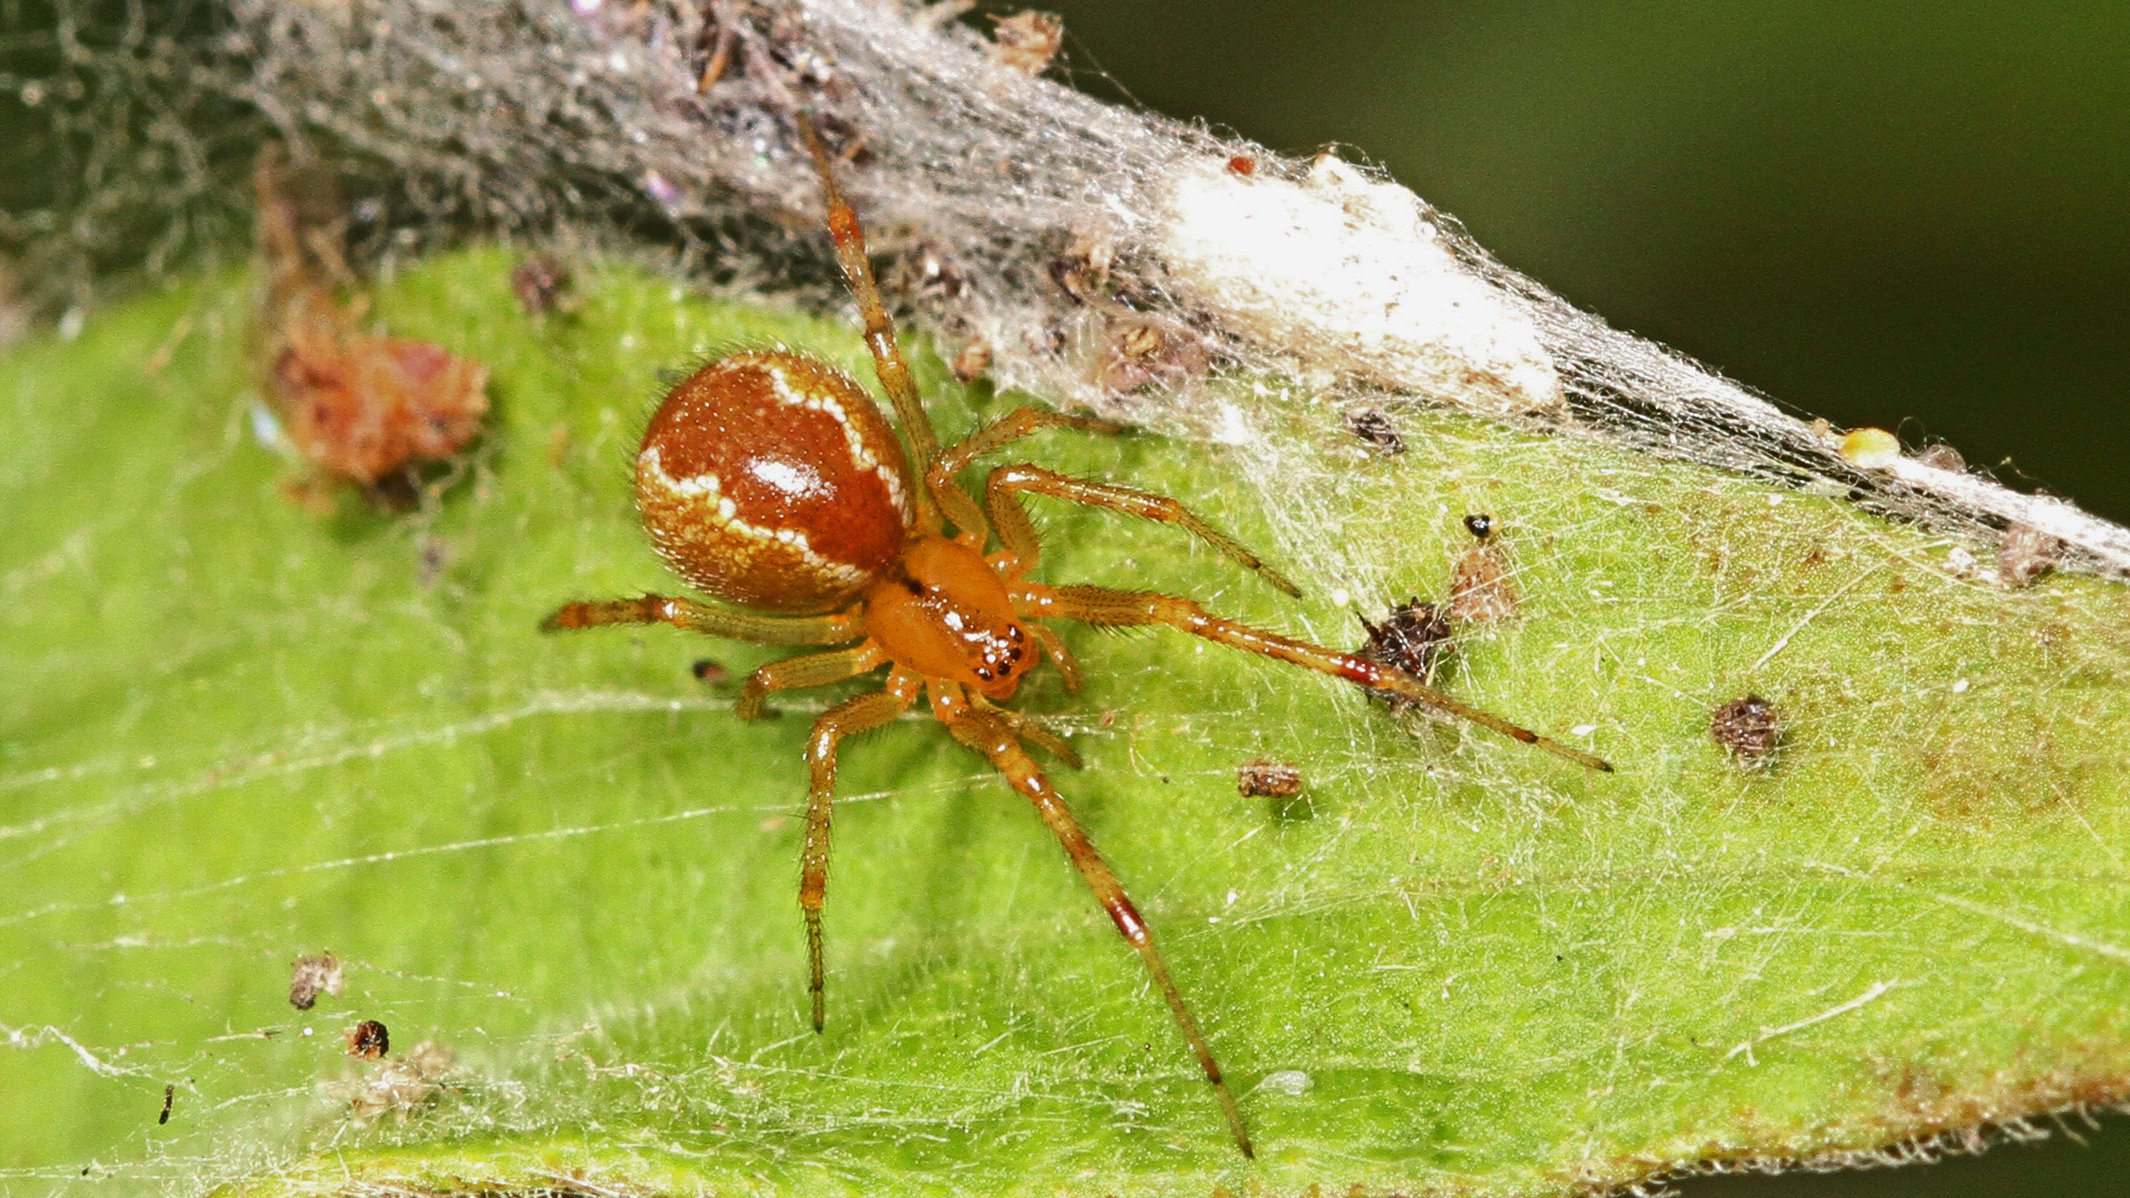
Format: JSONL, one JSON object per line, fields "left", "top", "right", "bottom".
{"left": 936, "top": 407, "right": 1125, "bottom": 473}
{"left": 925, "top": 408, "right": 1126, "bottom": 547}
{"left": 1026, "top": 622, "right": 1083, "bottom": 692}
{"left": 541, "top": 595, "right": 864, "bottom": 645}
{"left": 736, "top": 641, "right": 891, "bottom": 719}
{"left": 801, "top": 671, "right": 920, "bottom": 1032}
{"left": 795, "top": 115, "right": 943, "bottom": 532}
{"left": 1016, "top": 583, "right": 1614, "bottom": 773}
{"left": 940, "top": 702, "right": 1254, "bottom": 1159}
{"left": 972, "top": 698, "right": 1084, "bottom": 769}
{"left": 984, "top": 464, "right": 1301, "bottom": 598}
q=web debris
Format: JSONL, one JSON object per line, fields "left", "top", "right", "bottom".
{"left": 10, "top": 0, "right": 2130, "bottom": 583}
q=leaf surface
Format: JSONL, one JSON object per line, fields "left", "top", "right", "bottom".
{"left": 4, "top": 251, "right": 2129, "bottom": 1196}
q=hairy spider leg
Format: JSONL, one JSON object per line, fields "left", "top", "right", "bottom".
{"left": 936, "top": 428, "right": 1602, "bottom": 770}
{"left": 941, "top": 701, "right": 1255, "bottom": 1159}
{"left": 1017, "top": 584, "right": 1614, "bottom": 773}
{"left": 927, "top": 407, "right": 1124, "bottom": 546}
{"left": 987, "top": 465, "right": 1301, "bottom": 598}
{"left": 801, "top": 671, "right": 923, "bottom": 1032}
{"left": 930, "top": 408, "right": 1301, "bottom": 598}
{"left": 542, "top": 595, "right": 865, "bottom": 644}
{"left": 1023, "top": 621, "right": 1083, "bottom": 692}
{"left": 796, "top": 114, "right": 942, "bottom": 528}
{"left": 737, "top": 642, "right": 889, "bottom": 720}
{"left": 971, "top": 696, "right": 1084, "bottom": 768}
{"left": 934, "top": 407, "right": 1127, "bottom": 472}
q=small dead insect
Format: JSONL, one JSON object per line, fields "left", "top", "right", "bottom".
{"left": 1710, "top": 694, "right": 1782, "bottom": 767}
{"left": 510, "top": 253, "right": 572, "bottom": 316}
{"left": 1343, "top": 407, "right": 1405, "bottom": 456}
{"left": 542, "top": 113, "right": 1609, "bottom": 1159}
{"left": 987, "top": 10, "right": 1064, "bottom": 75}
{"left": 690, "top": 658, "right": 729, "bottom": 683}
{"left": 1997, "top": 523, "right": 2063, "bottom": 588}
{"left": 158, "top": 1084, "right": 174, "bottom": 1126}
{"left": 1356, "top": 599, "right": 1452, "bottom": 713}
{"left": 1098, "top": 313, "right": 1210, "bottom": 396}
{"left": 344, "top": 1019, "right": 390, "bottom": 1059}
{"left": 288, "top": 953, "right": 344, "bottom": 1011}
{"left": 895, "top": 240, "right": 967, "bottom": 306}
{"left": 1047, "top": 233, "right": 1114, "bottom": 305}
{"left": 950, "top": 338, "right": 994, "bottom": 384}
{"left": 1913, "top": 442, "right": 1965, "bottom": 472}
{"left": 343, "top": 1039, "right": 454, "bottom": 1125}
{"left": 1449, "top": 514, "right": 1520, "bottom": 625}
{"left": 1235, "top": 757, "right": 1302, "bottom": 799}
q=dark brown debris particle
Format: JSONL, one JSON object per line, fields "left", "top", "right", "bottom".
{"left": 901, "top": 241, "right": 966, "bottom": 305}
{"left": 415, "top": 536, "right": 451, "bottom": 588}
{"left": 1711, "top": 694, "right": 1782, "bottom": 766}
{"left": 691, "top": 658, "right": 728, "bottom": 683}
{"left": 1357, "top": 599, "right": 1453, "bottom": 712}
{"left": 1236, "top": 758, "right": 1303, "bottom": 799}
{"left": 289, "top": 953, "right": 344, "bottom": 1010}
{"left": 1047, "top": 234, "right": 1113, "bottom": 305}
{"left": 1344, "top": 408, "right": 1405, "bottom": 456}
{"left": 1997, "top": 524, "right": 2063, "bottom": 588}
{"left": 510, "top": 253, "right": 571, "bottom": 316}
{"left": 345, "top": 1019, "right": 390, "bottom": 1059}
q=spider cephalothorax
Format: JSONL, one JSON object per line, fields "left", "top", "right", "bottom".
{"left": 544, "top": 115, "right": 1611, "bottom": 1158}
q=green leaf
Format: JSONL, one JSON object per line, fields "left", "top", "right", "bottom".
{"left": 5, "top": 250, "right": 2129, "bottom": 1196}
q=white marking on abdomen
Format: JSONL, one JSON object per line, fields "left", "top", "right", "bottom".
{"left": 640, "top": 444, "right": 870, "bottom": 587}
{"left": 756, "top": 360, "right": 912, "bottom": 522}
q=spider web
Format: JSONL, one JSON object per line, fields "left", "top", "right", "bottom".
{"left": 6, "top": 1, "right": 2130, "bottom": 1194}
{"left": 12, "top": 0, "right": 2126, "bottom": 577}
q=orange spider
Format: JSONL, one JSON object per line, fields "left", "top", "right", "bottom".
{"left": 543, "top": 117, "right": 1612, "bottom": 1157}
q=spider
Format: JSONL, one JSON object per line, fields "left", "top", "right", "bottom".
{"left": 542, "top": 116, "right": 1613, "bottom": 1158}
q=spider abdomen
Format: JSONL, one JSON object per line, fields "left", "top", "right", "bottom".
{"left": 635, "top": 351, "right": 915, "bottom": 613}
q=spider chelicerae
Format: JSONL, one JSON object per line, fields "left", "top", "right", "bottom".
{"left": 543, "top": 115, "right": 1611, "bottom": 1157}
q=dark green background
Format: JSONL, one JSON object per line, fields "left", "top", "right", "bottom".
{"left": 1035, "top": 1, "right": 2130, "bottom": 1193}
{"left": 1045, "top": 0, "right": 2130, "bottom": 526}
